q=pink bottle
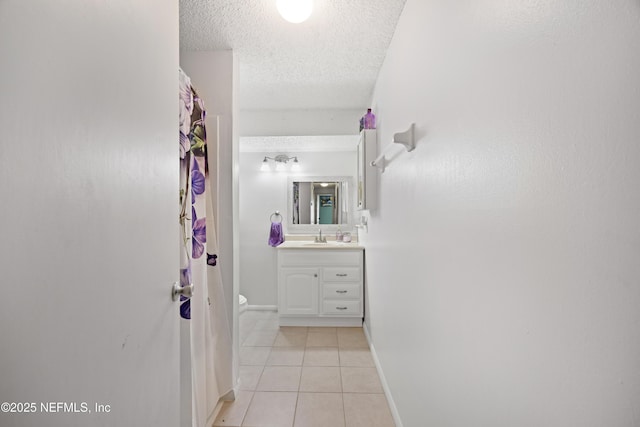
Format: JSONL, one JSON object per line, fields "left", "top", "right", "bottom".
{"left": 364, "top": 108, "right": 376, "bottom": 129}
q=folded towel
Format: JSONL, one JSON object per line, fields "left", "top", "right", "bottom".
{"left": 268, "top": 221, "right": 284, "bottom": 247}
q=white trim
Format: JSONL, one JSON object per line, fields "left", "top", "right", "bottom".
{"left": 363, "top": 321, "right": 404, "bottom": 427}
{"left": 206, "top": 399, "right": 225, "bottom": 427}
{"left": 246, "top": 305, "right": 278, "bottom": 311}
{"left": 278, "top": 316, "right": 362, "bottom": 327}
{"left": 207, "top": 382, "right": 238, "bottom": 426}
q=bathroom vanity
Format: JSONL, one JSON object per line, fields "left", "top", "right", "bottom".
{"left": 277, "top": 241, "right": 364, "bottom": 326}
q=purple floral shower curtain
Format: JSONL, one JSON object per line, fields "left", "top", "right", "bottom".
{"left": 178, "top": 69, "right": 233, "bottom": 425}
{"left": 179, "top": 70, "right": 209, "bottom": 319}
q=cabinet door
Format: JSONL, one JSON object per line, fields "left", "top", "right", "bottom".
{"left": 357, "top": 133, "right": 366, "bottom": 210}
{"left": 279, "top": 268, "right": 319, "bottom": 315}
{"left": 357, "top": 129, "right": 377, "bottom": 210}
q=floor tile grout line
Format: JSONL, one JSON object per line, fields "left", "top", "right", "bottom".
{"left": 342, "top": 390, "right": 348, "bottom": 427}
{"left": 238, "top": 389, "right": 255, "bottom": 427}
{"left": 291, "top": 342, "right": 304, "bottom": 427}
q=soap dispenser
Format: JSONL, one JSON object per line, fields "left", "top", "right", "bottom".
{"left": 336, "top": 227, "right": 343, "bottom": 242}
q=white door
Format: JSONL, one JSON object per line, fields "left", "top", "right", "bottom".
{"left": 0, "top": 2, "right": 181, "bottom": 427}
{"left": 280, "top": 268, "right": 319, "bottom": 315}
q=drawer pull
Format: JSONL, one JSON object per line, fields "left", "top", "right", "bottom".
{"left": 336, "top": 306, "right": 348, "bottom": 310}
{"left": 336, "top": 290, "right": 348, "bottom": 294}
{"left": 336, "top": 273, "right": 348, "bottom": 277}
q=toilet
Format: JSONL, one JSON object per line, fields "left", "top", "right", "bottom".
{"left": 239, "top": 294, "right": 248, "bottom": 314}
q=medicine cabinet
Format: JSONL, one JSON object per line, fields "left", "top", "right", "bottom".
{"left": 356, "top": 129, "right": 377, "bottom": 210}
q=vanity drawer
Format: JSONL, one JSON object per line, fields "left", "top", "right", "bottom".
{"left": 323, "top": 267, "right": 360, "bottom": 282}
{"left": 279, "top": 250, "right": 362, "bottom": 267}
{"left": 323, "top": 283, "right": 360, "bottom": 299}
{"left": 322, "top": 300, "right": 361, "bottom": 315}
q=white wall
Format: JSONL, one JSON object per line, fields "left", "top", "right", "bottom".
{"left": 239, "top": 149, "right": 356, "bottom": 306}
{"left": 363, "top": 0, "right": 640, "bottom": 426}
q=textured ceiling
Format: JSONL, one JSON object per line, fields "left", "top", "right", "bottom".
{"left": 180, "top": 0, "right": 407, "bottom": 110}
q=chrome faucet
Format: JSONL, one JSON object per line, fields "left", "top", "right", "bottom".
{"left": 315, "top": 228, "right": 327, "bottom": 243}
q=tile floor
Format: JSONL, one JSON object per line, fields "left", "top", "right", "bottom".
{"left": 213, "top": 310, "right": 396, "bottom": 427}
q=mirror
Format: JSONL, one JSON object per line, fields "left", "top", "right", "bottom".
{"left": 287, "top": 176, "right": 353, "bottom": 232}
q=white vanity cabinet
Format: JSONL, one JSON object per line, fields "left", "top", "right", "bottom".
{"left": 277, "top": 247, "right": 364, "bottom": 326}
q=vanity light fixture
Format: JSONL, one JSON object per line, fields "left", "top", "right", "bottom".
{"left": 277, "top": 0, "right": 313, "bottom": 23}
{"left": 261, "top": 154, "right": 300, "bottom": 172}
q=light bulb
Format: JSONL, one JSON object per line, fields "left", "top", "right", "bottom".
{"left": 260, "top": 158, "right": 270, "bottom": 172}
{"left": 275, "top": 161, "right": 286, "bottom": 172}
{"left": 277, "top": 0, "right": 313, "bottom": 24}
{"left": 291, "top": 158, "right": 300, "bottom": 171}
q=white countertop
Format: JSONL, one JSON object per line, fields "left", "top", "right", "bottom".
{"left": 277, "top": 240, "right": 364, "bottom": 250}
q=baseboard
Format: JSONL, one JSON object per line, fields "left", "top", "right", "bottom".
{"left": 246, "top": 305, "right": 277, "bottom": 311}
{"left": 206, "top": 388, "right": 236, "bottom": 427}
{"left": 363, "top": 321, "right": 404, "bottom": 427}
{"left": 221, "top": 388, "right": 236, "bottom": 401}
{"left": 207, "top": 399, "right": 225, "bottom": 427}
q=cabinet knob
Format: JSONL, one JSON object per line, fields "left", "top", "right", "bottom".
{"left": 314, "top": 274, "right": 318, "bottom": 277}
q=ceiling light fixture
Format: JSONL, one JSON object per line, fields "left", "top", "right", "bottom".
{"left": 276, "top": 0, "right": 313, "bottom": 24}
{"left": 261, "top": 154, "right": 300, "bottom": 172}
